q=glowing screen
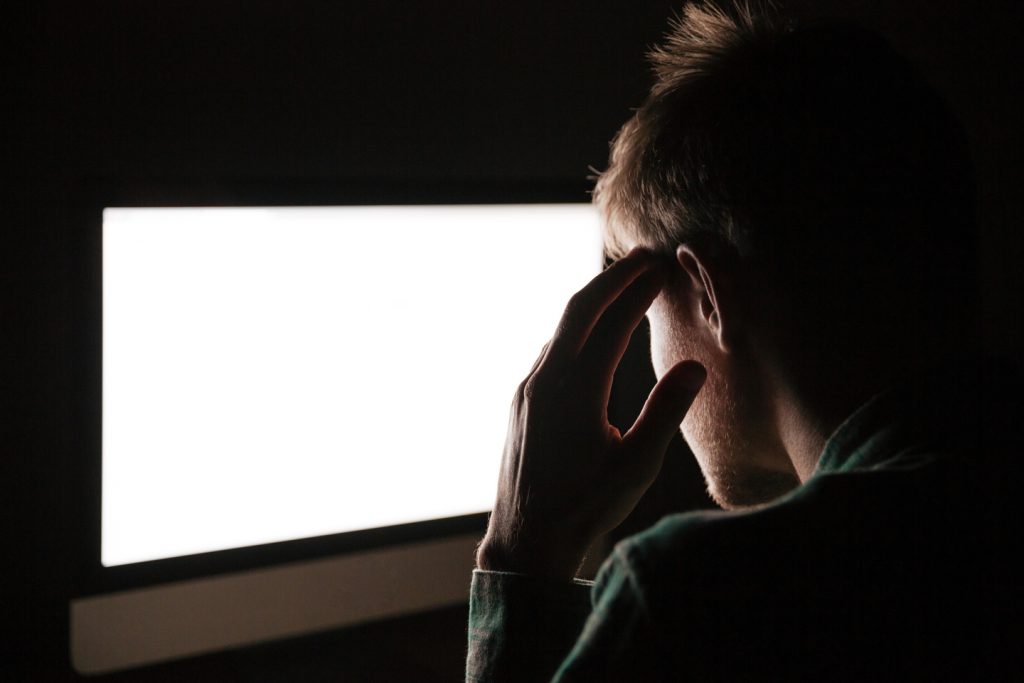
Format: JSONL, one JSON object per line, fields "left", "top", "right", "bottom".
{"left": 102, "top": 205, "right": 602, "bottom": 566}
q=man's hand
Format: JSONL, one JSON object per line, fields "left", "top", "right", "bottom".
{"left": 476, "top": 248, "right": 706, "bottom": 580}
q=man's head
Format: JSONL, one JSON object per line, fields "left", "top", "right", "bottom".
{"left": 594, "top": 1, "right": 977, "bottom": 508}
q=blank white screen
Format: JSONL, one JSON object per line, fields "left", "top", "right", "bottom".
{"left": 102, "top": 205, "right": 602, "bottom": 567}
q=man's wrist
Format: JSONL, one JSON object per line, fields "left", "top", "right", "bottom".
{"left": 476, "top": 535, "right": 587, "bottom": 582}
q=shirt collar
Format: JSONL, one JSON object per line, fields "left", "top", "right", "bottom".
{"left": 813, "top": 356, "right": 1020, "bottom": 476}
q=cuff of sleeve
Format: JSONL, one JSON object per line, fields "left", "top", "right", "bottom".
{"left": 466, "top": 570, "right": 594, "bottom": 682}
{"left": 472, "top": 568, "right": 595, "bottom": 588}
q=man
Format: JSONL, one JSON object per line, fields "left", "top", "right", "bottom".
{"left": 465, "top": 2, "right": 1022, "bottom": 681}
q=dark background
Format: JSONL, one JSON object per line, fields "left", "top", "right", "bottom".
{"left": 3, "top": 1, "right": 1022, "bottom": 680}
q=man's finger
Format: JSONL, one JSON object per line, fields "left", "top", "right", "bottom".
{"left": 544, "top": 248, "right": 659, "bottom": 368}
{"left": 623, "top": 361, "right": 707, "bottom": 456}
{"left": 574, "top": 267, "right": 665, "bottom": 403}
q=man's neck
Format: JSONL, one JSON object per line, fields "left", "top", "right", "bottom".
{"left": 770, "top": 355, "right": 902, "bottom": 482}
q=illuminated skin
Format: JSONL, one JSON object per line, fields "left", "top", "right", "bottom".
{"left": 646, "top": 245, "right": 799, "bottom": 509}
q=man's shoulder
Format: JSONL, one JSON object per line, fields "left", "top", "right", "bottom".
{"left": 598, "top": 466, "right": 1022, "bottom": 679}
{"left": 588, "top": 489, "right": 845, "bottom": 675}
{"left": 619, "top": 477, "right": 832, "bottom": 570}
{"left": 610, "top": 450, "right": 1022, "bottom": 615}
{"left": 608, "top": 463, "right": 957, "bottom": 609}
{"left": 606, "top": 486, "right": 823, "bottom": 611}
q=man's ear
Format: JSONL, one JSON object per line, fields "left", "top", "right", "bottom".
{"left": 675, "top": 243, "right": 734, "bottom": 352}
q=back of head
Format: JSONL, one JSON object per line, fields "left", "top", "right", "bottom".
{"left": 595, "top": 1, "right": 978, "bottom": 369}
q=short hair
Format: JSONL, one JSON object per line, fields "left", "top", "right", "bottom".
{"left": 594, "top": 1, "right": 977, "bottom": 340}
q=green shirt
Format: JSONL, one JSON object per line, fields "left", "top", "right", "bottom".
{"left": 466, "top": 360, "right": 1023, "bottom": 681}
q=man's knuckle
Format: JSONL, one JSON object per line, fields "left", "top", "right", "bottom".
{"left": 522, "top": 377, "right": 542, "bottom": 401}
{"left": 514, "top": 380, "right": 528, "bottom": 403}
{"left": 564, "top": 292, "right": 587, "bottom": 318}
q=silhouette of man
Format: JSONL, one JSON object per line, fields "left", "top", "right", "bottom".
{"left": 465, "top": 2, "right": 1022, "bottom": 681}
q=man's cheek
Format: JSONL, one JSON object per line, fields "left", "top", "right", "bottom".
{"left": 648, "top": 336, "right": 670, "bottom": 380}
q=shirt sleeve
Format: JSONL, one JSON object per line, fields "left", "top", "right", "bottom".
{"left": 465, "top": 569, "right": 594, "bottom": 683}
{"left": 552, "top": 544, "right": 668, "bottom": 682}
{"left": 466, "top": 542, "right": 669, "bottom": 683}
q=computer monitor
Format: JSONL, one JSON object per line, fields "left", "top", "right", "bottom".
{"left": 70, "top": 203, "right": 602, "bottom": 674}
